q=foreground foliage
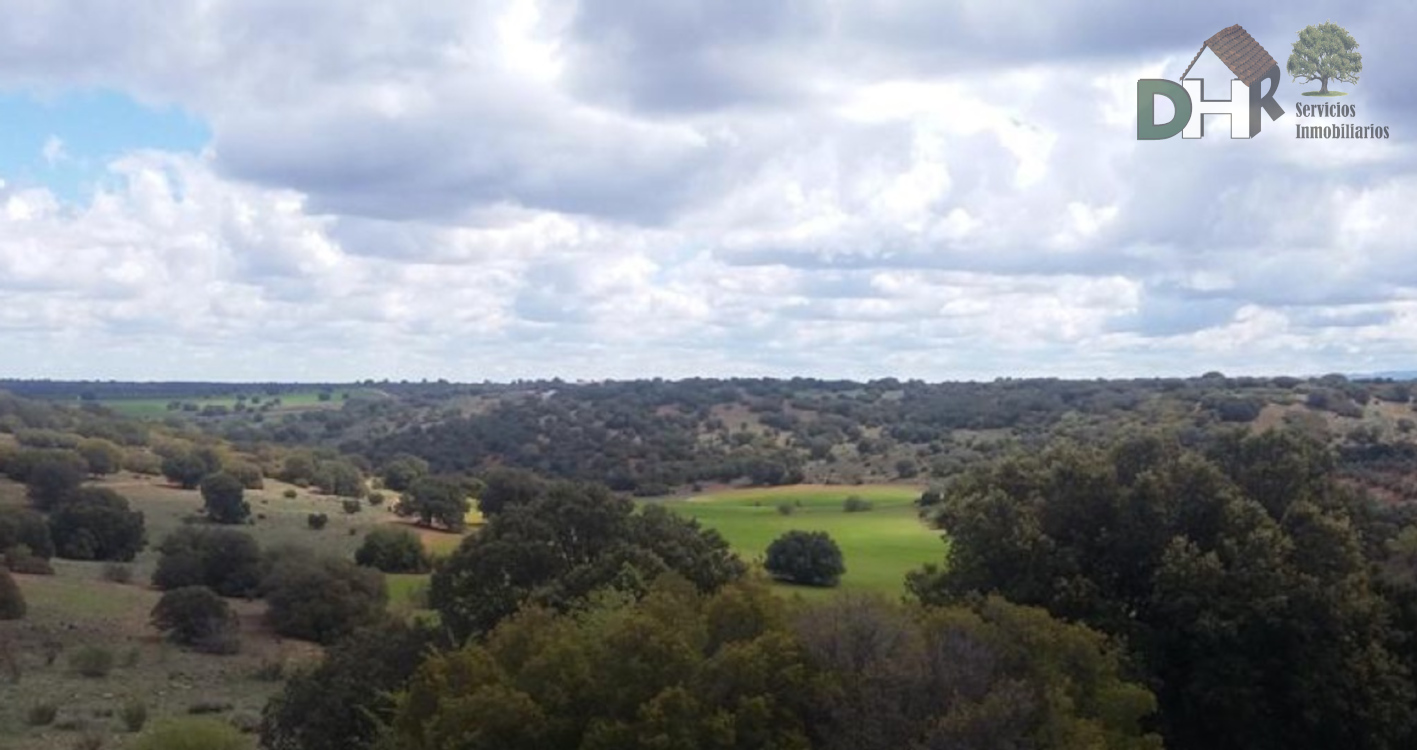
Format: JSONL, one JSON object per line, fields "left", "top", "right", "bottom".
{"left": 911, "top": 430, "right": 1417, "bottom": 750}
{"left": 385, "top": 577, "right": 1161, "bottom": 750}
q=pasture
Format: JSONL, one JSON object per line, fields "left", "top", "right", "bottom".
{"left": 662, "top": 484, "right": 947, "bottom": 596}
{"left": 0, "top": 473, "right": 418, "bottom": 750}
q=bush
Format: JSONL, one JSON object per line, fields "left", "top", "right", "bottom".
{"left": 0, "top": 507, "right": 55, "bottom": 560}
{"left": 307, "top": 513, "right": 328, "bottom": 530}
{"left": 262, "top": 550, "right": 388, "bottom": 644}
{"left": 161, "top": 453, "right": 208, "bottom": 490}
{"left": 843, "top": 495, "right": 875, "bottom": 513}
{"left": 69, "top": 645, "right": 115, "bottom": 678}
{"left": 48, "top": 488, "right": 146, "bottom": 562}
{"left": 764, "top": 530, "right": 846, "bottom": 587}
{"left": 341, "top": 499, "right": 362, "bottom": 515}
{"left": 200, "top": 473, "right": 249, "bottom": 525}
{"left": 776, "top": 502, "right": 795, "bottom": 516}
{"left": 355, "top": 526, "right": 430, "bottom": 573}
{"left": 121, "top": 700, "right": 148, "bottom": 732}
{"left": 129, "top": 718, "right": 247, "bottom": 750}
{"left": 0, "top": 568, "right": 25, "bottom": 619}
{"left": 26, "top": 702, "right": 57, "bottom": 726}
{"left": 77, "top": 438, "right": 124, "bottom": 476}
{"left": 122, "top": 450, "right": 163, "bottom": 476}
{"left": 151, "top": 587, "right": 241, "bottom": 655}
{"left": 102, "top": 562, "right": 133, "bottom": 584}
{"left": 151, "top": 527, "right": 262, "bottom": 598}
{"left": 24, "top": 451, "right": 87, "bottom": 510}
{"left": 283, "top": 489, "right": 298, "bottom": 499}
{"left": 226, "top": 462, "right": 265, "bottom": 490}
{"left": 367, "top": 491, "right": 386, "bottom": 506}
{"left": 5, "top": 546, "right": 53, "bottom": 575}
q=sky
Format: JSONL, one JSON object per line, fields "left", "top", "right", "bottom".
{"left": 1, "top": 1, "right": 1415, "bottom": 383}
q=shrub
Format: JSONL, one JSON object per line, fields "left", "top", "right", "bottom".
{"left": 129, "top": 718, "right": 247, "bottom": 750}
{"left": 161, "top": 453, "right": 208, "bottom": 490}
{"left": 24, "top": 451, "right": 87, "bottom": 510}
{"left": 102, "top": 563, "right": 133, "bottom": 584}
{"left": 262, "top": 550, "right": 387, "bottom": 644}
{"left": 151, "top": 587, "right": 241, "bottom": 655}
{"left": 69, "top": 645, "right": 115, "bottom": 678}
{"left": 49, "top": 488, "right": 146, "bottom": 562}
{"left": 5, "top": 547, "right": 53, "bottom": 575}
{"left": 776, "top": 502, "right": 795, "bottom": 516}
{"left": 151, "top": 527, "right": 262, "bottom": 598}
{"left": 187, "top": 701, "right": 233, "bottom": 715}
{"left": 77, "top": 438, "right": 124, "bottom": 476}
{"left": 122, "top": 450, "right": 163, "bottom": 476}
{"left": 200, "top": 473, "right": 250, "bottom": 525}
{"left": 764, "top": 530, "right": 846, "bottom": 587}
{"left": 0, "top": 568, "right": 25, "bottom": 619}
{"left": 341, "top": 499, "right": 362, "bottom": 515}
{"left": 367, "top": 491, "right": 386, "bottom": 506}
{"left": 283, "top": 489, "right": 298, "bottom": 499}
{"left": 355, "top": 526, "right": 430, "bottom": 573}
{"left": 307, "top": 513, "right": 328, "bottom": 530}
{"left": 0, "top": 507, "right": 55, "bottom": 559}
{"left": 121, "top": 700, "right": 148, "bottom": 732}
{"left": 26, "top": 702, "right": 57, "bottom": 726}
{"left": 843, "top": 495, "right": 875, "bottom": 513}
{"left": 226, "top": 462, "right": 265, "bottom": 490}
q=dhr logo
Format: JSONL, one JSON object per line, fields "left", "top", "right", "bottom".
{"left": 1138, "top": 25, "right": 1285, "bottom": 139}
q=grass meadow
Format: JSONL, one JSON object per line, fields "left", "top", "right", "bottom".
{"left": 661, "top": 484, "right": 946, "bottom": 597}
{"left": 0, "top": 473, "right": 437, "bottom": 750}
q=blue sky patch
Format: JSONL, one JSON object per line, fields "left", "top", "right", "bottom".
{"left": 0, "top": 88, "right": 209, "bottom": 203}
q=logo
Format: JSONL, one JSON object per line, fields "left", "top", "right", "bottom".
{"left": 1287, "top": 20, "right": 1361, "bottom": 97}
{"left": 1137, "top": 25, "right": 1285, "bottom": 140}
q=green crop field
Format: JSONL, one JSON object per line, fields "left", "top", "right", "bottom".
{"left": 661, "top": 484, "right": 947, "bottom": 597}
{"left": 93, "top": 389, "right": 374, "bottom": 418}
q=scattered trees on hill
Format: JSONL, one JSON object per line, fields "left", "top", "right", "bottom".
{"left": 355, "top": 527, "right": 430, "bottom": 574}
{"left": 151, "top": 586, "right": 240, "bottom": 654}
{"left": 910, "top": 430, "right": 1417, "bottom": 750}
{"left": 397, "top": 476, "right": 470, "bottom": 531}
{"left": 200, "top": 472, "right": 250, "bottom": 524}
{"left": 151, "top": 527, "right": 263, "bottom": 597}
{"left": 0, "top": 567, "right": 24, "bottom": 619}
{"left": 430, "top": 482, "right": 745, "bottom": 641}
{"left": 765, "top": 530, "right": 845, "bottom": 586}
{"left": 262, "top": 548, "right": 387, "bottom": 644}
{"left": 48, "top": 487, "right": 146, "bottom": 561}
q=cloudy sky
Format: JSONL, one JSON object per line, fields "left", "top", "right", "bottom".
{"left": 1, "top": 1, "right": 1413, "bottom": 382}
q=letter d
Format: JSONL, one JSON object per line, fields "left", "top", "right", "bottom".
{"left": 1137, "top": 80, "right": 1191, "bottom": 140}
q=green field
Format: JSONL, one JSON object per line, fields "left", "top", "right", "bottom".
{"left": 662, "top": 484, "right": 946, "bottom": 596}
{"left": 93, "top": 389, "right": 371, "bottom": 418}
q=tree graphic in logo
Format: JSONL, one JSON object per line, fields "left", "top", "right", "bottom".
{"left": 1287, "top": 21, "right": 1362, "bottom": 97}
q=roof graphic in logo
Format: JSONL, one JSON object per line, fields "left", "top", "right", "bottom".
{"left": 1180, "top": 25, "right": 1278, "bottom": 87}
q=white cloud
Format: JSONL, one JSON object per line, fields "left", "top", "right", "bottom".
{"left": 1, "top": 1, "right": 1417, "bottom": 379}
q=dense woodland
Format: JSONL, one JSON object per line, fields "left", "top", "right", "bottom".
{"left": 2, "top": 375, "right": 1417, "bottom": 749}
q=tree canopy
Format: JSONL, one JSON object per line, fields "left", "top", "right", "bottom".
{"left": 910, "top": 430, "right": 1416, "bottom": 750}
{"left": 200, "top": 472, "right": 250, "bottom": 524}
{"left": 385, "top": 577, "right": 1161, "bottom": 750}
{"left": 1287, "top": 21, "right": 1362, "bottom": 94}
{"left": 48, "top": 487, "right": 146, "bottom": 561}
{"left": 430, "top": 482, "right": 745, "bottom": 641}
{"left": 765, "top": 530, "right": 845, "bottom": 587}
